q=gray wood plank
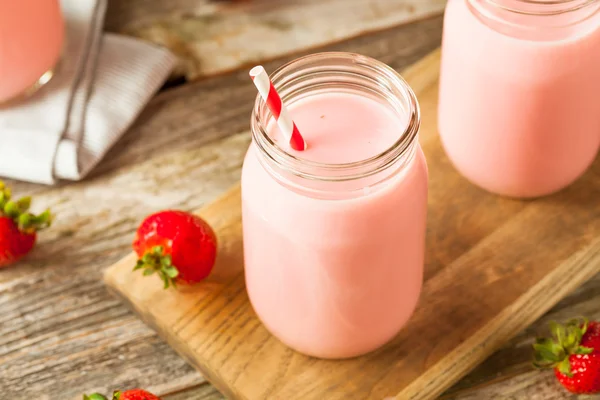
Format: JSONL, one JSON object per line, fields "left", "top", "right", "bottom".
{"left": 162, "top": 382, "right": 225, "bottom": 400}
{"left": 105, "top": 0, "right": 447, "bottom": 80}
{"left": 443, "top": 273, "right": 600, "bottom": 399}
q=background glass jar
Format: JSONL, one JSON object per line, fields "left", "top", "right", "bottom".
{"left": 438, "top": 0, "right": 600, "bottom": 198}
{"left": 0, "top": 0, "right": 64, "bottom": 103}
{"left": 242, "top": 53, "right": 428, "bottom": 359}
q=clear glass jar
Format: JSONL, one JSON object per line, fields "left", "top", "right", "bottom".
{"left": 241, "top": 53, "right": 428, "bottom": 359}
{"left": 0, "top": 0, "right": 64, "bottom": 103}
{"left": 438, "top": 0, "right": 600, "bottom": 198}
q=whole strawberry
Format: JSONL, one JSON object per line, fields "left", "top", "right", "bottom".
{"left": 84, "top": 389, "right": 161, "bottom": 400}
{"left": 533, "top": 318, "right": 600, "bottom": 394}
{"left": 113, "top": 389, "right": 161, "bottom": 400}
{"left": 132, "top": 210, "right": 217, "bottom": 288}
{"left": 0, "top": 181, "right": 52, "bottom": 267}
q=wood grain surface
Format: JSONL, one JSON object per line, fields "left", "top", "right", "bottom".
{"left": 105, "top": 0, "right": 447, "bottom": 80}
{"left": 1, "top": 2, "right": 599, "bottom": 399}
{"left": 104, "top": 50, "right": 600, "bottom": 400}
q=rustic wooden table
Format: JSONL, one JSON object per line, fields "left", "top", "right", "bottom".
{"left": 1, "top": 1, "right": 599, "bottom": 399}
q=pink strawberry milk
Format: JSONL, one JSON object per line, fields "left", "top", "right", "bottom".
{"left": 0, "top": 0, "right": 64, "bottom": 102}
{"left": 242, "top": 53, "right": 428, "bottom": 359}
{"left": 439, "top": 0, "right": 600, "bottom": 198}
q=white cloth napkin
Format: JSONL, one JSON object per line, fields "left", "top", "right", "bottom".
{"left": 0, "top": 0, "right": 177, "bottom": 184}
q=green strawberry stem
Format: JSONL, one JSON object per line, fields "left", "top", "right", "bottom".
{"left": 133, "top": 245, "right": 179, "bottom": 289}
{"left": 533, "top": 317, "right": 594, "bottom": 377}
{"left": 83, "top": 394, "right": 108, "bottom": 400}
{"left": 0, "top": 180, "right": 52, "bottom": 233}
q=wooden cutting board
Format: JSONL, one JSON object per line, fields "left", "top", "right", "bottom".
{"left": 104, "top": 49, "right": 600, "bottom": 400}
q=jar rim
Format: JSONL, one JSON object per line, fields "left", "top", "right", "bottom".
{"left": 250, "top": 52, "right": 420, "bottom": 182}
{"left": 480, "top": 0, "right": 599, "bottom": 16}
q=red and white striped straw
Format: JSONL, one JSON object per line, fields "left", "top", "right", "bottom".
{"left": 249, "top": 65, "right": 307, "bottom": 151}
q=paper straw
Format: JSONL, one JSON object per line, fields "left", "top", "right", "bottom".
{"left": 249, "top": 65, "right": 307, "bottom": 151}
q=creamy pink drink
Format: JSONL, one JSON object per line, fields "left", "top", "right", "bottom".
{"left": 439, "top": 0, "right": 600, "bottom": 198}
{"left": 0, "top": 0, "right": 64, "bottom": 102}
{"left": 242, "top": 53, "right": 428, "bottom": 359}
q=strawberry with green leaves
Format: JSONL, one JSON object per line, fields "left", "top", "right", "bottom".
{"left": 84, "top": 389, "right": 161, "bottom": 400}
{"left": 533, "top": 318, "right": 600, "bottom": 394}
{"left": 132, "top": 210, "right": 217, "bottom": 288}
{"left": 0, "top": 180, "right": 52, "bottom": 267}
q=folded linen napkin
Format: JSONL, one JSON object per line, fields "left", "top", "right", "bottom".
{"left": 0, "top": 0, "right": 177, "bottom": 184}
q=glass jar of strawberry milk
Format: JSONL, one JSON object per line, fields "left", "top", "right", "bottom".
{"left": 242, "top": 53, "right": 428, "bottom": 359}
{"left": 0, "top": 0, "right": 64, "bottom": 102}
{"left": 439, "top": 0, "right": 600, "bottom": 198}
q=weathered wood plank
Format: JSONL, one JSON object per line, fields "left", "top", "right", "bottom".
{"left": 442, "top": 273, "right": 600, "bottom": 400}
{"left": 0, "top": 18, "right": 444, "bottom": 400}
{"left": 106, "top": 0, "right": 447, "bottom": 80}
{"left": 445, "top": 372, "right": 577, "bottom": 400}
{"left": 162, "top": 382, "right": 225, "bottom": 400}
{"left": 0, "top": 132, "right": 250, "bottom": 400}
{"left": 105, "top": 0, "right": 211, "bottom": 30}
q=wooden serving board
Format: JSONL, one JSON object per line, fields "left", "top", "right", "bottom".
{"left": 104, "top": 50, "right": 600, "bottom": 400}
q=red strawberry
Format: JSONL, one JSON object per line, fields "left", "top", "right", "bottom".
{"left": 533, "top": 318, "right": 600, "bottom": 394}
{"left": 132, "top": 210, "right": 217, "bottom": 288}
{"left": 0, "top": 181, "right": 52, "bottom": 267}
{"left": 83, "top": 389, "right": 161, "bottom": 400}
{"left": 113, "top": 389, "right": 161, "bottom": 400}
